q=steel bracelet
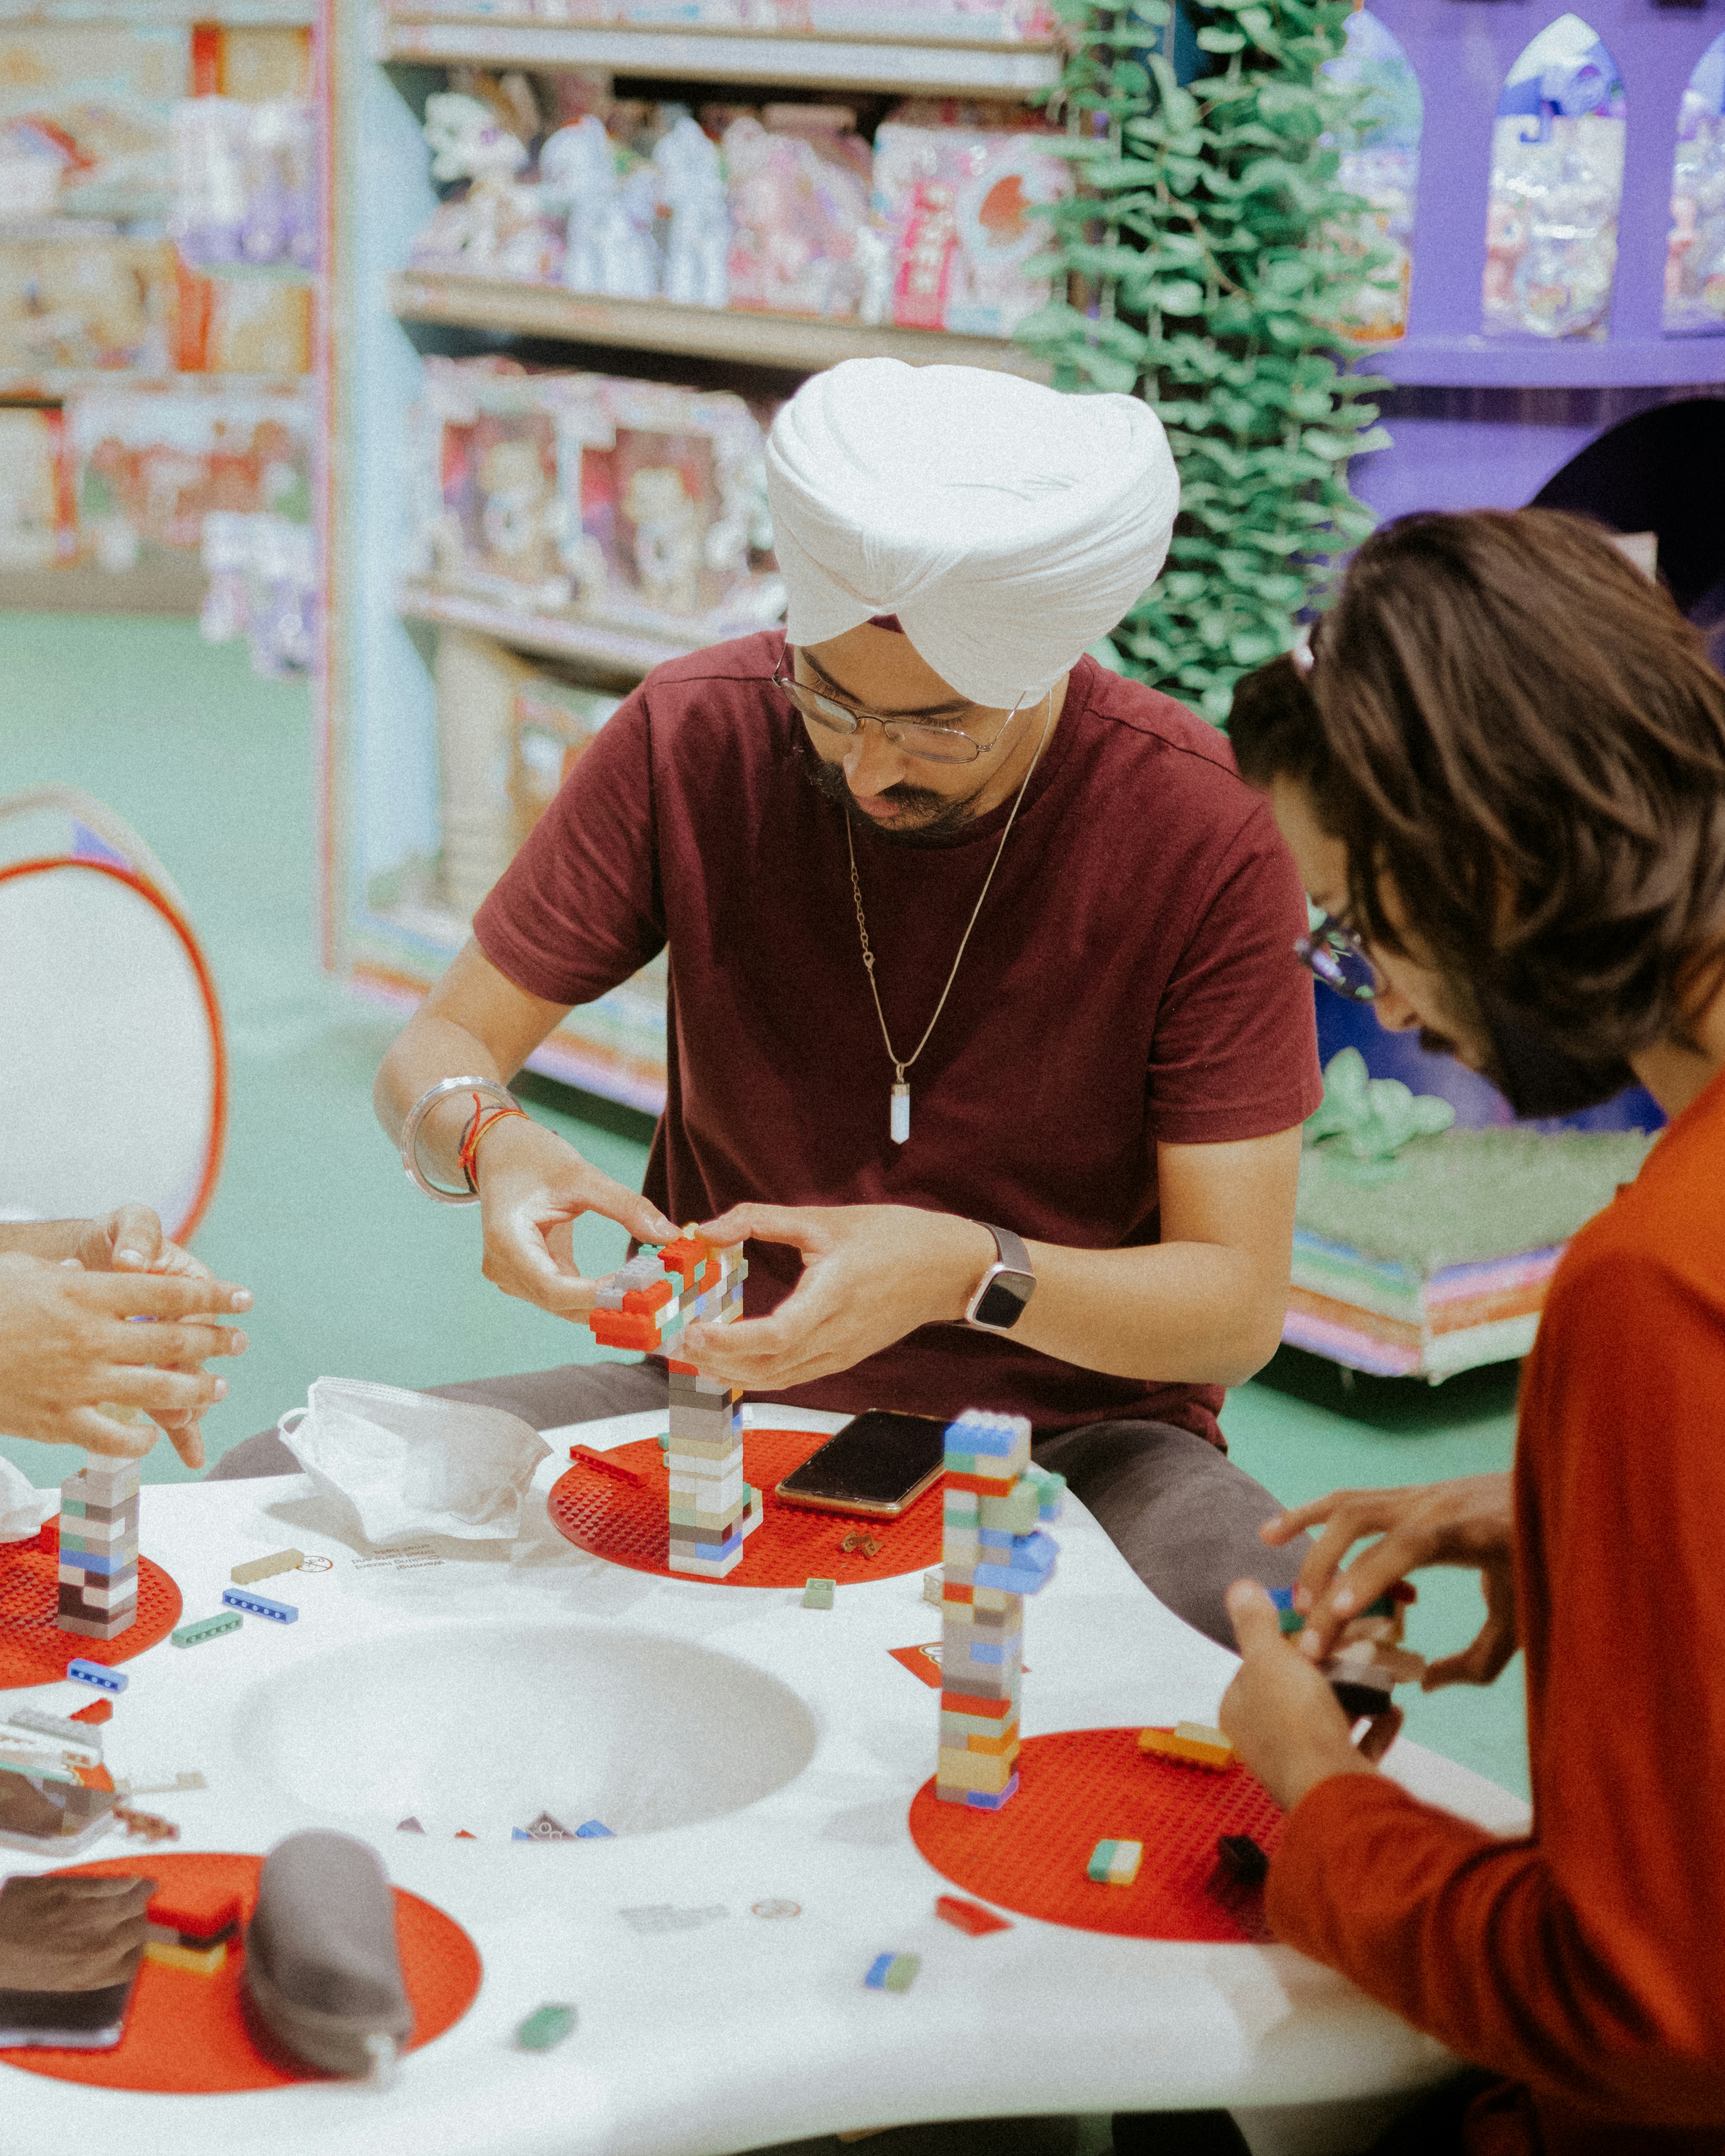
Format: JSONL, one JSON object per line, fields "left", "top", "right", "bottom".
{"left": 400, "top": 1076, "right": 519, "bottom": 1204}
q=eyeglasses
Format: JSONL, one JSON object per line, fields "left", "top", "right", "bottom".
{"left": 1295, "top": 912, "right": 1379, "bottom": 1001}
{"left": 772, "top": 652, "right": 1027, "bottom": 766}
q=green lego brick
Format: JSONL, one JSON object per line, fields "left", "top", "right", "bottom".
{"left": 515, "top": 2003, "right": 577, "bottom": 2051}
{"left": 171, "top": 1611, "right": 243, "bottom": 1649}
{"left": 801, "top": 1578, "right": 835, "bottom": 1610}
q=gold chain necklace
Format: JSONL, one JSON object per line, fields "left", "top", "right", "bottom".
{"left": 846, "top": 694, "right": 1052, "bottom": 1145}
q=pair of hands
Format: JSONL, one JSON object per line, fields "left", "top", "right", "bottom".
{"left": 472, "top": 1115, "right": 989, "bottom": 1389}
{"left": 0, "top": 1205, "right": 252, "bottom": 1469}
{"left": 1219, "top": 1473, "right": 1519, "bottom": 1812}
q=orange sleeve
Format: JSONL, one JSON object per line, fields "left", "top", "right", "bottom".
{"left": 1268, "top": 1227, "right": 1725, "bottom": 2129}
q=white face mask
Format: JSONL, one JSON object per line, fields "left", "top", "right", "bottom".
{"left": 276, "top": 1377, "right": 550, "bottom": 1548}
{"left": 0, "top": 1456, "right": 50, "bottom": 1544}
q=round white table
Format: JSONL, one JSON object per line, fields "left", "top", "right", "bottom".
{"left": 0, "top": 1406, "right": 1530, "bottom": 2156}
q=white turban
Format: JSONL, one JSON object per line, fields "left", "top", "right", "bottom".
{"left": 766, "top": 358, "right": 1178, "bottom": 710}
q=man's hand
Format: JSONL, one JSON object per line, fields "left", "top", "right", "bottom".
{"left": 679, "top": 1204, "right": 993, "bottom": 1388}
{"left": 0, "top": 1255, "right": 251, "bottom": 1467}
{"left": 0, "top": 1873, "right": 154, "bottom": 1992}
{"left": 1219, "top": 1580, "right": 1397, "bottom": 1813}
{"left": 474, "top": 1115, "right": 677, "bottom": 1319}
{"left": 1261, "top": 1473, "right": 1518, "bottom": 1690}
{"left": 69, "top": 1205, "right": 208, "bottom": 1280}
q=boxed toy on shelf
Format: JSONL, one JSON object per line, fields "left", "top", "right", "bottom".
{"left": 0, "top": 232, "right": 177, "bottom": 374}
{"left": 871, "top": 100, "right": 1069, "bottom": 336}
{"left": 722, "top": 107, "right": 879, "bottom": 319}
{"left": 408, "top": 355, "right": 783, "bottom": 641}
{"left": 0, "top": 405, "right": 74, "bottom": 570}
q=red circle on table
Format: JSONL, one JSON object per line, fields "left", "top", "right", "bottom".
{"left": 0, "top": 1529, "right": 182, "bottom": 1690}
{"left": 547, "top": 1429, "right": 942, "bottom": 1587}
{"left": 0, "top": 1853, "right": 482, "bottom": 2092}
{"left": 908, "top": 1728, "right": 1284, "bottom": 1944}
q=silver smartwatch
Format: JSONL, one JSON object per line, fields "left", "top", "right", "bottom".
{"left": 963, "top": 1224, "right": 1037, "bottom": 1333}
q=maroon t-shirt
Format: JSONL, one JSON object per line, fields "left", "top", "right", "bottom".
{"left": 475, "top": 632, "right": 1321, "bottom": 1443}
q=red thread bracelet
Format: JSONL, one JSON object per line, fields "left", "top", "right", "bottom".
{"left": 457, "top": 1097, "right": 528, "bottom": 1192}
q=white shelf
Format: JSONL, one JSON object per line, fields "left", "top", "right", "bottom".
{"left": 0, "top": 370, "right": 314, "bottom": 399}
{"left": 399, "top": 580, "right": 742, "bottom": 676}
{"left": 375, "top": 11, "right": 1063, "bottom": 94}
{"left": 0, "top": 1, "right": 316, "bottom": 20}
{"left": 390, "top": 268, "right": 1051, "bottom": 378}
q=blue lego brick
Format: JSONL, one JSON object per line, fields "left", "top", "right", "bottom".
{"left": 943, "top": 1411, "right": 1022, "bottom": 1459}
{"left": 58, "top": 1545, "right": 134, "bottom": 1578}
{"left": 1268, "top": 1587, "right": 1295, "bottom": 1609}
{"left": 963, "top": 1774, "right": 1020, "bottom": 1812}
{"left": 863, "top": 1952, "right": 920, "bottom": 1992}
{"left": 220, "top": 1586, "right": 298, "bottom": 1624}
{"left": 66, "top": 1659, "right": 127, "bottom": 1695}
{"left": 1025, "top": 1463, "right": 1066, "bottom": 1522}
{"left": 573, "top": 1819, "right": 614, "bottom": 1838}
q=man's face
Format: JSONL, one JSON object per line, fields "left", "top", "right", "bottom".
{"left": 1268, "top": 776, "right": 1495, "bottom": 1071}
{"left": 792, "top": 625, "right": 1040, "bottom": 845}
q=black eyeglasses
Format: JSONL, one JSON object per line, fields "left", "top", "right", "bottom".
{"left": 771, "top": 652, "right": 1028, "bottom": 766}
{"left": 1295, "top": 912, "right": 1379, "bottom": 1001}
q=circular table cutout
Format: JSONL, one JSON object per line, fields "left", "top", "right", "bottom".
{"left": 0, "top": 1852, "right": 482, "bottom": 2092}
{"left": 0, "top": 1529, "right": 182, "bottom": 1690}
{"left": 908, "top": 1728, "right": 1284, "bottom": 1944}
{"left": 548, "top": 1430, "right": 942, "bottom": 1587}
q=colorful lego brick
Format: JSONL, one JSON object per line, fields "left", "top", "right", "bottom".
{"left": 934, "top": 1894, "right": 1012, "bottom": 1937}
{"left": 801, "top": 1578, "right": 835, "bottom": 1610}
{"left": 66, "top": 1659, "right": 126, "bottom": 1695}
{"left": 568, "top": 1445, "right": 648, "bottom": 1487}
{"left": 958, "top": 1774, "right": 1019, "bottom": 1812}
{"left": 230, "top": 1548, "right": 306, "bottom": 1585}
{"left": 1268, "top": 1585, "right": 1305, "bottom": 1636}
{"left": 1087, "top": 1839, "right": 1143, "bottom": 1886}
{"left": 863, "top": 1952, "right": 920, "bottom": 1993}
{"left": 936, "top": 1746, "right": 1018, "bottom": 1795}
{"left": 172, "top": 1610, "right": 243, "bottom": 1649}
{"left": 220, "top": 1587, "right": 297, "bottom": 1624}
{"left": 977, "top": 1481, "right": 1041, "bottom": 1537}
{"left": 1138, "top": 1723, "right": 1234, "bottom": 1771}
{"left": 148, "top": 1881, "right": 241, "bottom": 1945}
{"left": 144, "top": 1937, "right": 228, "bottom": 1974}
{"left": 516, "top": 2003, "right": 577, "bottom": 2051}
{"left": 7, "top": 1705, "right": 100, "bottom": 1752}
{"left": 1024, "top": 1462, "right": 1066, "bottom": 1522}
{"left": 922, "top": 1571, "right": 944, "bottom": 1606}
{"left": 71, "top": 1700, "right": 112, "bottom": 1727}
{"left": 573, "top": 1819, "right": 614, "bottom": 1838}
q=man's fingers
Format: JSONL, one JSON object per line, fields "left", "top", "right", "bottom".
{"left": 1424, "top": 1616, "right": 1518, "bottom": 1691}
{"left": 101, "top": 1366, "right": 227, "bottom": 1414}
{"left": 1225, "top": 1578, "right": 1286, "bottom": 1656}
{"left": 1356, "top": 1705, "right": 1404, "bottom": 1765}
{"left": 75, "top": 1272, "right": 253, "bottom": 1321}
{"left": 100, "top": 1321, "right": 248, "bottom": 1369}
{"left": 66, "top": 1406, "right": 158, "bottom": 1459}
{"left": 160, "top": 1415, "right": 206, "bottom": 1471}
{"left": 695, "top": 1204, "right": 829, "bottom": 1255}
{"left": 107, "top": 1203, "right": 165, "bottom": 1270}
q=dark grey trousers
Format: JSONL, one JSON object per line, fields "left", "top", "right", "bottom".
{"left": 210, "top": 1359, "right": 1306, "bottom": 1648}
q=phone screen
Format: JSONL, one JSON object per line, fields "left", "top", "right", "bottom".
{"left": 775, "top": 1411, "right": 947, "bottom": 1515}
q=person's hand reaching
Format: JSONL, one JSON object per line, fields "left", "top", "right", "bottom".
{"left": 0, "top": 1248, "right": 251, "bottom": 1469}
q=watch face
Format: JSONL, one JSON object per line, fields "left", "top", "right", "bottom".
{"left": 972, "top": 1268, "right": 1034, "bottom": 1331}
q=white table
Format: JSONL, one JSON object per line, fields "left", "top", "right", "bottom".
{"left": 0, "top": 1407, "right": 1530, "bottom": 2156}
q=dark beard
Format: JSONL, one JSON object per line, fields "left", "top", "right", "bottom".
{"left": 795, "top": 730, "right": 986, "bottom": 848}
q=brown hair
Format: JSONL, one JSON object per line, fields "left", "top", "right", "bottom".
{"left": 1229, "top": 508, "right": 1725, "bottom": 1062}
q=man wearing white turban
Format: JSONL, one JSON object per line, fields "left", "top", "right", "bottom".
{"left": 241, "top": 361, "right": 1323, "bottom": 1643}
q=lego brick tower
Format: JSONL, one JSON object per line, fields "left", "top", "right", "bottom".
{"left": 581, "top": 1230, "right": 759, "bottom": 1580}
{"left": 936, "top": 1410, "right": 1061, "bottom": 1811}
{"left": 56, "top": 1457, "right": 141, "bottom": 1640}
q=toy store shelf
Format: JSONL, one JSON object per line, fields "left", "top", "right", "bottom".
{"left": 0, "top": 0, "right": 315, "bottom": 19}
{"left": 0, "top": 370, "right": 315, "bottom": 401}
{"left": 390, "top": 270, "right": 1052, "bottom": 380}
{"left": 0, "top": 557, "right": 207, "bottom": 615}
{"left": 352, "top": 907, "right": 669, "bottom": 1114}
{"left": 1370, "top": 334, "right": 1725, "bottom": 391}
{"left": 399, "top": 579, "right": 731, "bottom": 674}
{"left": 375, "top": 11, "right": 1063, "bottom": 94}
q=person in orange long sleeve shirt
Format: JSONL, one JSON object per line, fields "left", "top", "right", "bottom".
{"left": 1219, "top": 509, "right": 1725, "bottom": 2156}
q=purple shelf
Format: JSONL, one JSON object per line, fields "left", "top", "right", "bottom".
{"left": 1371, "top": 335, "right": 1725, "bottom": 392}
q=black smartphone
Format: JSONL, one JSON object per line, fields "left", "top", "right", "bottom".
{"left": 774, "top": 1411, "right": 947, "bottom": 1518}
{"left": 0, "top": 1973, "right": 140, "bottom": 2050}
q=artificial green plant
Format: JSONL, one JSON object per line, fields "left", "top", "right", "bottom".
{"left": 1021, "top": 0, "right": 1394, "bottom": 721}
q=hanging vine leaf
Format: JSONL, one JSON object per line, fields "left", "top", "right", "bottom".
{"left": 1020, "top": 0, "right": 1393, "bottom": 722}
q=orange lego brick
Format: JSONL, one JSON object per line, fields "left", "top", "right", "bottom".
{"left": 944, "top": 1471, "right": 1017, "bottom": 1498}
{"left": 1139, "top": 1723, "right": 1234, "bottom": 1771}
{"left": 966, "top": 1722, "right": 1020, "bottom": 1757}
{"left": 940, "top": 1688, "right": 1013, "bottom": 1720}
{"left": 71, "top": 1699, "right": 113, "bottom": 1726}
{"left": 569, "top": 1444, "right": 648, "bottom": 1488}
{"left": 621, "top": 1280, "right": 676, "bottom": 1314}
{"left": 659, "top": 1235, "right": 708, "bottom": 1282}
{"left": 942, "top": 1581, "right": 974, "bottom": 1604}
{"left": 589, "top": 1311, "right": 657, "bottom": 1350}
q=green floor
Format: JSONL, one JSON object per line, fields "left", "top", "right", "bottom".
{"left": 0, "top": 611, "right": 1528, "bottom": 1804}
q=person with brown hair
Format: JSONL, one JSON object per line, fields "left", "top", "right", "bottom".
{"left": 1215, "top": 507, "right": 1725, "bottom": 2153}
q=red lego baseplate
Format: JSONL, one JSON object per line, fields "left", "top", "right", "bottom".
{"left": 0, "top": 1853, "right": 481, "bottom": 2093}
{"left": 547, "top": 1429, "right": 943, "bottom": 1587}
{"left": 0, "top": 1523, "right": 182, "bottom": 1689}
{"left": 908, "top": 1728, "right": 1284, "bottom": 1945}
